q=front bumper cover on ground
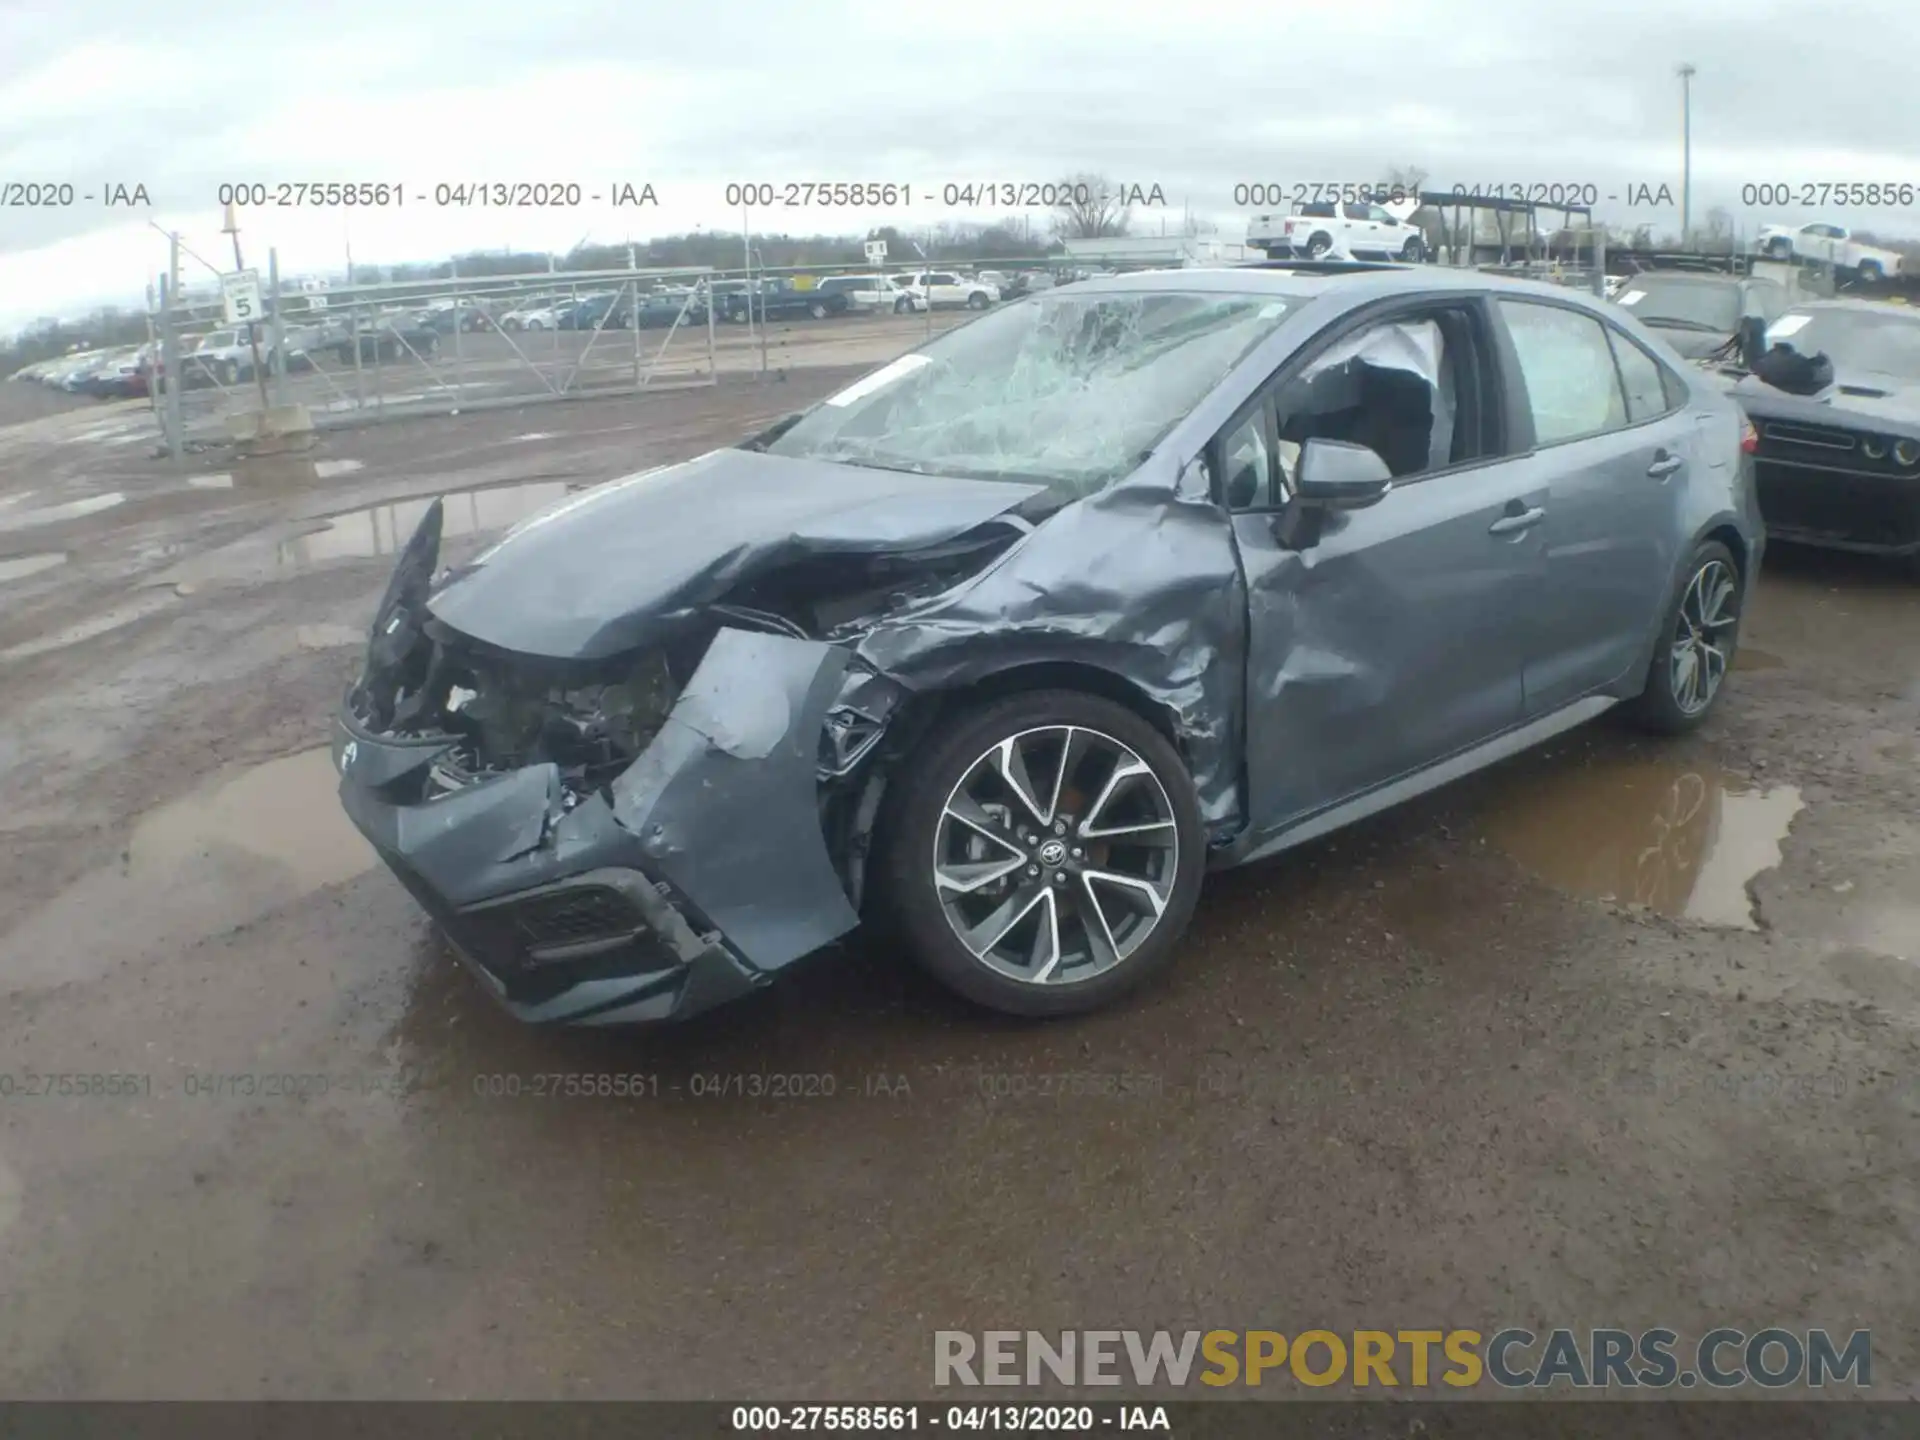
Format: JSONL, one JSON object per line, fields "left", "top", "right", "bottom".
{"left": 335, "top": 627, "right": 859, "bottom": 1025}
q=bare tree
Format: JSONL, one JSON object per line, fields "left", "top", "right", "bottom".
{"left": 1052, "top": 174, "right": 1132, "bottom": 240}
{"left": 1383, "top": 163, "right": 1429, "bottom": 198}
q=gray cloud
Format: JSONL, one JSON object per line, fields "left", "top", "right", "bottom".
{"left": 3, "top": 0, "right": 1919, "bottom": 315}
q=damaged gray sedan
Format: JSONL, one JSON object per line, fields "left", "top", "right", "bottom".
{"left": 336, "top": 267, "right": 1762, "bottom": 1025}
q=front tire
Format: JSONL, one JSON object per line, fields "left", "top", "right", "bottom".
{"left": 895, "top": 296, "right": 910, "bottom": 314}
{"left": 1628, "top": 541, "right": 1743, "bottom": 734}
{"left": 877, "top": 690, "right": 1206, "bottom": 1018}
{"left": 1857, "top": 261, "right": 1884, "bottom": 282}
{"left": 967, "top": 291, "right": 990, "bottom": 310}
{"left": 1305, "top": 232, "right": 1334, "bottom": 259}
{"left": 1401, "top": 235, "right": 1427, "bottom": 262}
{"left": 1767, "top": 238, "right": 1793, "bottom": 260}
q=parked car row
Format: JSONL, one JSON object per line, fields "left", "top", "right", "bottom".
{"left": 10, "top": 346, "right": 149, "bottom": 398}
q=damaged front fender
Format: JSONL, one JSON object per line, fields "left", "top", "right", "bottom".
{"left": 610, "top": 627, "right": 857, "bottom": 969}
{"left": 337, "top": 627, "right": 861, "bottom": 1025}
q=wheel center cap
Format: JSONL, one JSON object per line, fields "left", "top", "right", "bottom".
{"left": 1038, "top": 839, "right": 1067, "bottom": 867}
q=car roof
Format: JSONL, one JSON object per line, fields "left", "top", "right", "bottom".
{"left": 1622, "top": 270, "right": 1746, "bottom": 285}
{"left": 1064, "top": 265, "right": 1619, "bottom": 309}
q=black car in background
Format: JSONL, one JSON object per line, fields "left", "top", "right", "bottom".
{"left": 557, "top": 294, "right": 629, "bottom": 330}
{"left": 424, "top": 302, "right": 499, "bottom": 334}
{"left": 1725, "top": 300, "right": 1920, "bottom": 567}
{"left": 1614, "top": 271, "right": 1793, "bottom": 360}
{"left": 631, "top": 291, "right": 706, "bottom": 328}
{"left": 719, "top": 279, "right": 851, "bottom": 323}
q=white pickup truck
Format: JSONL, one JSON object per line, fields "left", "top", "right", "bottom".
{"left": 1754, "top": 222, "right": 1903, "bottom": 280}
{"left": 1247, "top": 201, "right": 1428, "bottom": 261}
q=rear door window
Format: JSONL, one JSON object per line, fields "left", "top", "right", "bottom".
{"left": 1497, "top": 299, "right": 1630, "bottom": 445}
{"left": 1606, "top": 329, "right": 1677, "bottom": 423}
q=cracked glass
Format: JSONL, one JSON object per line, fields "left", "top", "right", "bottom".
{"left": 764, "top": 290, "right": 1301, "bottom": 499}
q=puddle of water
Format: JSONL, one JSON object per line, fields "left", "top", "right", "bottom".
{"left": 314, "top": 459, "right": 364, "bottom": 478}
{"left": 510, "top": 432, "right": 556, "bottom": 442}
{"left": 0, "top": 491, "right": 36, "bottom": 510}
{"left": 1736, "top": 647, "right": 1785, "bottom": 671}
{"left": 1478, "top": 753, "right": 1803, "bottom": 930}
{"left": 0, "top": 552, "right": 67, "bottom": 582}
{"left": 281, "top": 481, "right": 573, "bottom": 565}
{"left": 0, "top": 593, "right": 176, "bottom": 662}
{"left": 0, "top": 748, "right": 375, "bottom": 992}
{"left": 145, "top": 480, "right": 577, "bottom": 590}
{"left": 0, "top": 492, "right": 126, "bottom": 532}
{"left": 188, "top": 473, "right": 234, "bottom": 490}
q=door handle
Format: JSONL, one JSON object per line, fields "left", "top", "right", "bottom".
{"left": 1488, "top": 506, "right": 1546, "bottom": 535}
{"left": 1647, "top": 453, "right": 1684, "bottom": 478}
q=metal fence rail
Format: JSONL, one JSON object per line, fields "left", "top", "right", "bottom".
{"left": 151, "top": 262, "right": 740, "bottom": 447}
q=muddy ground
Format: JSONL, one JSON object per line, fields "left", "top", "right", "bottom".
{"left": 0, "top": 347, "right": 1916, "bottom": 1401}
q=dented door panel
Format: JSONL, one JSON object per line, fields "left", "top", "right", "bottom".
{"left": 1232, "top": 465, "right": 1542, "bottom": 835}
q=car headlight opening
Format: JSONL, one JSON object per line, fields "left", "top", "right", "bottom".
{"left": 1895, "top": 438, "right": 1920, "bottom": 468}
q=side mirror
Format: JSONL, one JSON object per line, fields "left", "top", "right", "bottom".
{"left": 1736, "top": 315, "right": 1768, "bottom": 370}
{"left": 1294, "top": 438, "right": 1393, "bottom": 509}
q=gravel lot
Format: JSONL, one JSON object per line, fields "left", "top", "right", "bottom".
{"left": 0, "top": 340, "right": 1916, "bottom": 1400}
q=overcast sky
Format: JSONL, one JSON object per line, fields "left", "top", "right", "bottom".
{"left": 4, "top": 0, "right": 1919, "bottom": 330}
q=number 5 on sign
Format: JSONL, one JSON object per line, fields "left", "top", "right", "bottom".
{"left": 221, "top": 269, "right": 262, "bottom": 326}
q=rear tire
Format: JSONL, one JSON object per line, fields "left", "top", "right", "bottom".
{"left": 967, "top": 292, "right": 990, "bottom": 309}
{"left": 1401, "top": 235, "right": 1427, "bottom": 262}
{"left": 1628, "top": 541, "right": 1743, "bottom": 734}
{"left": 1305, "top": 232, "right": 1334, "bottom": 259}
{"left": 877, "top": 690, "right": 1206, "bottom": 1018}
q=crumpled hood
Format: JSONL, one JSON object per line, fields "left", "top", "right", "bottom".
{"left": 425, "top": 448, "right": 1044, "bottom": 659}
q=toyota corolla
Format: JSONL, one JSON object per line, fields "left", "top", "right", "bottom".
{"left": 335, "top": 266, "right": 1761, "bottom": 1026}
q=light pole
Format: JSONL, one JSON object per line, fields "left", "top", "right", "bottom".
{"left": 1678, "top": 63, "right": 1696, "bottom": 247}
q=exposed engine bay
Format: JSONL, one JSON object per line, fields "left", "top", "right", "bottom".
{"left": 346, "top": 503, "right": 1023, "bottom": 810}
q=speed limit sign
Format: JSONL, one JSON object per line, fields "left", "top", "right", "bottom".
{"left": 220, "top": 269, "right": 262, "bottom": 326}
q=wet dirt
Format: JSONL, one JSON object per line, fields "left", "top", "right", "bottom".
{"left": 1476, "top": 744, "right": 1803, "bottom": 930}
{"left": 1, "top": 374, "right": 1918, "bottom": 1400}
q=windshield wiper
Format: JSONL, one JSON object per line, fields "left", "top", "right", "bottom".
{"left": 1641, "top": 316, "right": 1724, "bottom": 332}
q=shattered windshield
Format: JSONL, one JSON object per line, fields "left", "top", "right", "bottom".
{"left": 1616, "top": 277, "right": 1742, "bottom": 332}
{"left": 1769, "top": 308, "right": 1920, "bottom": 381}
{"left": 761, "top": 290, "right": 1299, "bottom": 497}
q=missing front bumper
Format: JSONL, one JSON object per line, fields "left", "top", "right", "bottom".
{"left": 336, "top": 627, "right": 861, "bottom": 1025}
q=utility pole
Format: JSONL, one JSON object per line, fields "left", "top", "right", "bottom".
{"left": 1678, "top": 63, "right": 1697, "bottom": 247}
{"left": 221, "top": 202, "right": 271, "bottom": 414}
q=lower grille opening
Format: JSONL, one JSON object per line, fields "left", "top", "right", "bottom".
{"left": 504, "top": 886, "right": 642, "bottom": 951}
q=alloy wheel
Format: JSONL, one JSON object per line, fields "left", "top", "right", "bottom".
{"left": 1669, "top": 558, "right": 1738, "bottom": 715}
{"left": 932, "top": 725, "right": 1180, "bottom": 986}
